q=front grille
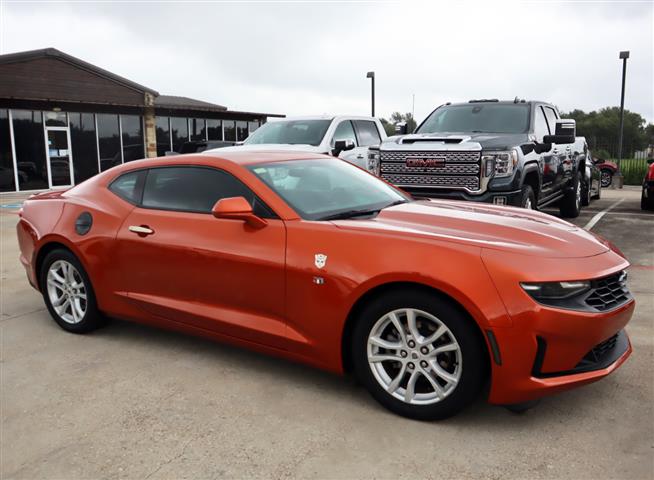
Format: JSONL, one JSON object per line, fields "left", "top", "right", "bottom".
{"left": 585, "top": 271, "right": 630, "bottom": 311}
{"left": 379, "top": 150, "right": 482, "bottom": 192}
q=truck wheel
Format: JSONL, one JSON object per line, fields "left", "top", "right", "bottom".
{"left": 518, "top": 185, "right": 536, "bottom": 210}
{"left": 560, "top": 170, "right": 582, "bottom": 218}
{"left": 351, "top": 289, "right": 487, "bottom": 420}
{"left": 581, "top": 178, "right": 591, "bottom": 206}
{"left": 600, "top": 169, "right": 613, "bottom": 188}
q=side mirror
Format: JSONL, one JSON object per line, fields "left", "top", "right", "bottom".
{"left": 395, "top": 122, "right": 408, "bottom": 135}
{"left": 333, "top": 139, "right": 355, "bottom": 156}
{"left": 543, "top": 119, "right": 576, "bottom": 145}
{"left": 211, "top": 196, "right": 267, "bottom": 229}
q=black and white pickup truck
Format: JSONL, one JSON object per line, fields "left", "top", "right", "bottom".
{"left": 368, "top": 99, "right": 585, "bottom": 217}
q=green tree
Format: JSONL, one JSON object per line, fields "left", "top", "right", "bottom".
{"left": 381, "top": 112, "right": 417, "bottom": 136}
{"left": 562, "top": 107, "right": 651, "bottom": 158}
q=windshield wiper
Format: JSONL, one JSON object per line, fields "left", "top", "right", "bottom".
{"left": 319, "top": 200, "right": 407, "bottom": 221}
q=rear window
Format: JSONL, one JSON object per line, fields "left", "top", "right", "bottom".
{"left": 108, "top": 170, "right": 144, "bottom": 204}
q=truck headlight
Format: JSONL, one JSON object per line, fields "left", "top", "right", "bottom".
{"left": 521, "top": 280, "right": 591, "bottom": 300}
{"left": 482, "top": 150, "right": 518, "bottom": 178}
{"left": 367, "top": 149, "right": 380, "bottom": 175}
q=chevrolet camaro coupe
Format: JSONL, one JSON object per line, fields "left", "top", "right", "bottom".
{"left": 17, "top": 151, "right": 635, "bottom": 420}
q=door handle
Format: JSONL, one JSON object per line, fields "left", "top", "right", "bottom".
{"left": 356, "top": 154, "right": 364, "bottom": 159}
{"left": 128, "top": 225, "right": 154, "bottom": 235}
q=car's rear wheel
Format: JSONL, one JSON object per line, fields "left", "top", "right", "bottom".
{"left": 351, "top": 290, "right": 487, "bottom": 420}
{"left": 560, "top": 170, "right": 582, "bottom": 218}
{"left": 600, "top": 169, "right": 613, "bottom": 188}
{"left": 642, "top": 189, "right": 654, "bottom": 211}
{"left": 40, "top": 249, "right": 105, "bottom": 333}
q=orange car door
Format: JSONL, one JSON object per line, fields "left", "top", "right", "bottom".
{"left": 113, "top": 166, "right": 287, "bottom": 349}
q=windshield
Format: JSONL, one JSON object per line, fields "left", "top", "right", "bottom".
{"left": 417, "top": 104, "right": 530, "bottom": 134}
{"left": 248, "top": 159, "right": 409, "bottom": 220}
{"left": 243, "top": 119, "right": 331, "bottom": 146}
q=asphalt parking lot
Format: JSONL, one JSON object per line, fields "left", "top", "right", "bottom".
{"left": 1, "top": 187, "right": 653, "bottom": 480}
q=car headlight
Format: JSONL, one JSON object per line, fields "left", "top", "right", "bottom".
{"left": 482, "top": 150, "right": 518, "bottom": 178}
{"left": 521, "top": 280, "right": 591, "bottom": 300}
{"left": 367, "top": 149, "right": 380, "bottom": 175}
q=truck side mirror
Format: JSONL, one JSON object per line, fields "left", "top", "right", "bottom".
{"left": 543, "top": 119, "right": 576, "bottom": 145}
{"left": 395, "top": 122, "right": 408, "bottom": 135}
{"left": 333, "top": 139, "right": 355, "bottom": 156}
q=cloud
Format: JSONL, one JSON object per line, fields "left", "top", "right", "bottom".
{"left": 2, "top": 1, "right": 652, "bottom": 123}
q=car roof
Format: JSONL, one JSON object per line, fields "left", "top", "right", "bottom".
{"left": 448, "top": 100, "right": 551, "bottom": 107}
{"left": 116, "top": 150, "right": 330, "bottom": 171}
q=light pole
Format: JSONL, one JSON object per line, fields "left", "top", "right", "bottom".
{"left": 616, "top": 50, "right": 630, "bottom": 188}
{"left": 366, "top": 71, "right": 375, "bottom": 117}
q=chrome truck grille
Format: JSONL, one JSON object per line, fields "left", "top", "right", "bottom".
{"left": 379, "top": 150, "right": 482, "bottom": 193}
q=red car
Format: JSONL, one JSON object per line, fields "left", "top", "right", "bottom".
{"left": 16, "top": 152, "right": 634, "bottom": 420}
{"left": 642, "top": 159, "right": 654, "bottom": 210}
{"left": 593, "top": 157, "right": 619, "bottom": 188}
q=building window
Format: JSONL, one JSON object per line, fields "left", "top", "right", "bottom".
{"left": 121, "top": 115, "right": 144, "bottom": 162}
{"left": 207, "top": 120, "right": 222, "bottom": 140}
{"left": 170, "top": 117, "right": 189, "bottom": 152}
{"left": 190, "top": 118, "right": 206, "bottom": 141}
{"left": 223, "top": 120, "right": 236, "bottom": 142}
{"left": 0, "top": 110, "right": 15, "bottom": 192}
{"left": 156, "top": 116, "right": 171, "bottom": 156}
{"left": 248, "top": 121, "right": 260, "bottom": 135}
{"left": 97, "top": 114, "right": 122, "bottom": 171}
{"left": 69, "top": 112, "right": 99, "bottom": 183}
{"left": 236, "top": 121, "right": 248, "bottom": 141}
{"left": 12, "top": 110, "right": 47, "bottom": 191}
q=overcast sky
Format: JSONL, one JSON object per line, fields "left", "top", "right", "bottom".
{"left": 1, "top": 1, "right": 652, "bottom": 123}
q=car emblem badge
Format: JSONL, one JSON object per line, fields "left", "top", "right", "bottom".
{"left": 315, "top": 253, "right": 327, "bottom": 269}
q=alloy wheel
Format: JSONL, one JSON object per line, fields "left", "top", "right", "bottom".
{"left": 46, "top": 260, "right": 87, "bottom": 324}
{"left": 366, "top": 308, "right": 462, "bottom": 405}
{"left": 601, "top": 171, "right": 612, "bottom": 188}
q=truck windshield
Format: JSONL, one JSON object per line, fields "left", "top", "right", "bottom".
{"left": 243, "top": 119, "right": 332, "bottom": 146}
{"left": 417, "top": 104, "right": 530, "bottom": 134}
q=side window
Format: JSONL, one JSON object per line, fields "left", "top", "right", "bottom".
{"left": 543, "top": 107, "right": 558, "bottom": 135}
{"left": 353, "top": 120, "right": 382, "bottom": 147}
{"left": 533, "top": 107, "right": 550, "bottom": 142}
{"left": 109, "top": 170, "right": 144, "bottom": 204}
{"left": 141, "top": 166, "right": 275, "bottom": 217}
{"left": 331, "top": 120, "right": 358, "bottom": 146}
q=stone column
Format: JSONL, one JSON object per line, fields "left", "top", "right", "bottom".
{"left": 144, "top": 93, "right": 158, "bottom": 158}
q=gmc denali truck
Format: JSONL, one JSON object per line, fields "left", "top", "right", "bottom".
{"left": 368, "top": 99, "right": 585, "bottom": 217}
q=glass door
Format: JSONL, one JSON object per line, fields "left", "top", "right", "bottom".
{"left": 46, "top": 128, "right": 74, "bottom": 188}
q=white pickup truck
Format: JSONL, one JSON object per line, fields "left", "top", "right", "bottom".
{"left": 209, "top": 115, "right": 387, "bottom": 169}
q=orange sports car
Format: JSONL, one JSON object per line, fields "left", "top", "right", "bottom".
{"left": 16, "top": 151, "right": 634, "bottom": 420}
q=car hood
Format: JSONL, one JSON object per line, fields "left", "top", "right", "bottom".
{"left": 382, "top": 132, "right": 529, "bottom": 151}
{"left": 209, "top": 144, "right": 326, "bottom": 153}
{"left": 333, "top": 200, "right": 609, "bottom": 258}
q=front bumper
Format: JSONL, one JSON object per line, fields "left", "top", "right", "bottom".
{"left": 482, "top": 248, "right": 635, "bottom": 405}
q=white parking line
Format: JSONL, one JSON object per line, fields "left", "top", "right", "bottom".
{"left": 584, "top": 198, "right": 625, "bottom": 231}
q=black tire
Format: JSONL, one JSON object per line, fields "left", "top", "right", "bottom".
{"left": 581, "top": 178, "right": 591, "bottom": 206}
{"left": 517, "top": 184, "right": 536, "bottom": 210}
{"left": 40, "top": 248, "right": 105, "bottom": 333}
{"left": 351, "top": 289, "right": 488, "bottom": 421}
{"left": 600, "top": 169, "right": 613, "bottom": 188}
{"left": 642, "top": 190, "right": 654, "bottom": 211}
{"left": 593, "top": 179, "right": 601, "bottom": 200}
{"left": 560, "top": 170, "right": 582, "bottom": 218}
{"left": 504, "top": 399, "right": 540, "bottom": 414}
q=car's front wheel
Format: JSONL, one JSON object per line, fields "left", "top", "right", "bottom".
{"left": 601, "top": 169, "right": 613, "bottom": 188}
{"left": 40, "top": 248, "right": 105, "bottom": 333}
{"left": 352, "top": 290, "right": 487, "bottom": 420}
